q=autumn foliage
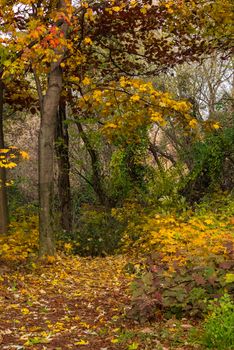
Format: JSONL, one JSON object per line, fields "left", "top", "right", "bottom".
{"left": 0, "top": 0, "right": 233, "bottom": 349}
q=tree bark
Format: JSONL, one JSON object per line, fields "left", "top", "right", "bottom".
{"left": 38, "top": 0, "right": 70, "bottom": 257}
{"left": 55, "top": 99, "right": 72, "bottom": 234}
{"left": 0, "top": 79, "right": 8, "bottom": 235}
{"left": 39, "top": 66, "right": 63, "bottom": 256}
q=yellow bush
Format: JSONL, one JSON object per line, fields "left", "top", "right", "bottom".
{"left": 0, "top": 213, "right": 38, "bottom": 263}
{"left": 118, "top": 202, "right": 234, "bottom": 272}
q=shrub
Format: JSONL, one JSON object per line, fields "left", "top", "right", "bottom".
{"left": 123, "top": 194, "right": 234, "bottom": 321}
{"left": 0, "top": 206, "right": 39, "bottom": 264}
{"left": 201, "top": 293, "right": 234, "bottom": 349}
{"left": 72, "top": 205, "right": 124, "bottom": 256}
{"left": 181, "top": 127, "right": 234, "bottom": 201}
{"left": 129, "top": 253, "right": 234, "bottom": 321}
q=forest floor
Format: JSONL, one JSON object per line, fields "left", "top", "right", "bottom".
{"left": 0, "top": 254, "right": 201, "bottom": 350}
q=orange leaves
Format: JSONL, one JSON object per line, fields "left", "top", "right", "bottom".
{"left": 19, "top": 150, "right": 30, "bottom": 160}
{"left": 49, "top": 37, "right": 60, "bottom": 49}
{"left": 41, "top": 26, "right": 65, "bottom": 51}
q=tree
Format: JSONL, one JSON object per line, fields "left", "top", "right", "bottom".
{"left": 0, "top": 0, "right": 232, "bottom": 255}
{"left": 0, "top": 79, "right": 8, "bottom": 234}
{"left": 35, "top": 0, "right": 72, "bottom": 256}
{"left": 0, "top": 0, "right": 72, "bottom": 254}
{"left": 55, "top": 98, "right": 72, "bottom": 234}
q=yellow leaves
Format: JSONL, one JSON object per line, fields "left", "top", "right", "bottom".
{"left": 130, "top": 0, "right": 137, "bottom": 7}
{"left": 204, "top": 218, "right": 214, "bottom": 225}
{"left": 105, "top": 3, "right": 125, "bottom": 14}
{"left": 19, "top": 150, "right": 29, "bottom": 160}
{"left": 138, "top": 84, "right": 149, "bottom": 92}
{"left": 0, "top": 160, "right": 17, "bottom": 168}
{"left": 83, "top": 37, "right": 93, "bottom": 45}
{"left": 74, "top": 339, "right": 89, "bottom": 345}
{"left": 225, "top": 273, "right": 234, "bottom": 284}
{"left": 189, "top": 119, "right": 198, "bottom": 128}
{"left": 69, "top": 76, "right": 80, "bottom": 84}
{"left": 21, "top": 307, "right": 30, "bottom": 315}
{"left": 82, "top": 77, "right": 91, "bottom": 85}
{"left": 165, "top": 1, "right": 174, "bottom": 14}
{"left": 150, "top": 111, "right": 164, "bottom": 123}
{"left": 0, "top": 212, "right": 38, "bottom": 263}
{"left": 82, "top": 2, "right": 89, "bottom": 8}
{"left": 130, "top": 94, "right": 140, "bottom": 102}
{"left": 2, "top": 243, "right": 10, "bottom": 252}
{"left": 140, "top": 5, "right": 151, "bottom": 14}
{"left": 0, "top": 148, "right": 29, "bottom": 169}
{"left": 120, "top": 206, "right": 234, "bottom": 273}
{"left": 104, "top": 123, "right": 118, "bottom": 129}
{"left": 93, "top": 89, "right": 103, "bottom": 101}
{"left": 119, "top": 76, "right": 127, "bottom": 88}
{"left": 30, "top": 30, "right": 40, "bottom": 40}
{"left": 176, "top": 101, "right": 191, "bottom": 112}
{"left": 84, "top": 8, "right": 95, "bottom": 21}
{"left": 64, "top": 242, "right": 73, "bottom": 254}
{"left": 112, "top": 6, "right": 121, "bottom": 12}
{"left": 0, "top": 148, "right": 10, "bottom": 153}
{"left": 111, "top": 338, "right": 119, "bottom": 343}
{"left": 140, "top": 8, "right": 147, "bottom": 14}
{"left": 48, "top": 321, "right": 66, "bottom": 333}
{"left": 212, "top": 123, "right": 220, "bottom": 129}
{"left": 83, "top": 76, "right": 192, "bottom": 144}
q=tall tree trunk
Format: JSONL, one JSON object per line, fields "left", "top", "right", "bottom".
{"left": 55, "top": 99, "right": 72, "bottom": 234}
{"left": 0, "top": 79, "right": 8, "bottom": 235}
{"left": 39, "top": 66, "right": 63, "bottom": 256}
{"left": 39, "top": 0, "right": 69, "bottom": 257}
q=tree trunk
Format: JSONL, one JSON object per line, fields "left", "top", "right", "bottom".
{"left": 39, "top": 66, "right": 63, "bottom": 256}
{"left": 38, "top": 0, "right": 70, "bottom": 257}
{"left": 0, "top": 79, "right": 8, "bottom": 235}
{"left": 55, "top": 99, "right": 72, "bottom": 234}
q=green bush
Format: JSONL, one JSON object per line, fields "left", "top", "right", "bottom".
{"left": 202, "top": 293, "right": 234, "bottom": 349}
{"left": 73, "top": 205, "right": 124, "bottom": 256}
{"left": 181, "top": 127, "right": 234, "bottom": 202}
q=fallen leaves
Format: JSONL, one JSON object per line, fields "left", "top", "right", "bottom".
{"left": 1, "top": 204, "right": 232, "bottom": 349}
{"left": 0, "top": 254, "right": 133, "bottom": 349}
{"left": 1, "top": 250, "right": 199, "bottom": 349}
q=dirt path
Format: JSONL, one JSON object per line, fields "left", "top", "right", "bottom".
{"left": 0, "top": 256, "right": 198, "bottom": 350}
{"left": 0, "top": 256, "right": 132, "bottom": 349}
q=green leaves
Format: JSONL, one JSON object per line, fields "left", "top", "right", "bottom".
{"left": 202, "top": 294, "right": 234, "bottom": 349}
